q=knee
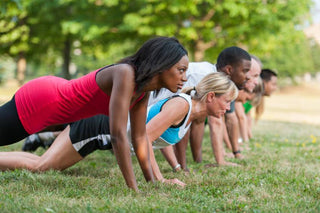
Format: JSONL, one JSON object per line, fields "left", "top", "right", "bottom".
{"left": 24, "top": 159, "right": 42, "bottom": 172}
{"left": 33, "top": 161, "right": 52, "bottom": 172}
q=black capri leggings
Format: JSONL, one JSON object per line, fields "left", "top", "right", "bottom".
{"left": 0, "top": 96, "right": 29, "bottom": 146}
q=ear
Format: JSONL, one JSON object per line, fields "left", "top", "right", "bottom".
{"left": 221, "top": 65, "right": 233, "bottom": 76}
{"left": 206, "top": 92, "right": 216, "bottom": 103}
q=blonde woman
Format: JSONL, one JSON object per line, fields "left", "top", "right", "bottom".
{"left": 0, "top": 72, "right": 238, "bottom": 187}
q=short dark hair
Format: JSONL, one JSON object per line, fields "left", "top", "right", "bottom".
{"left": 216, "top": 46, "right": 251, "bottom": 70}
{"left": 261, "top": 68, "right": 277, "bottom": 82}
{"left": 119, "top": 36, "right": 188, "bottom": 92}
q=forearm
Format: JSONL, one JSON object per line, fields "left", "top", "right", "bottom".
{"left": 160, "top": 146, "right": 181, "bottom": 171}
{"left": 132, "top": 136, "right": 155, "bottom": 183}
{"left": 208, "top": 116, "right": 225, "bottom": 164}
{"left": 225, "top": 112, "right": 241, "bottom": 157}
{"left": 111, "top": 135, "right": 138, "bottom": 191}
{"left": 149, "top": 145, "right": 164, "bottom": 181}
{"left": 189, "top": 122, "right": 204, "bottom": 163}
{"left": 222, "top": 120, "right": 232, "bottom": 150}
{"left": 237, "top": 112, "right": 248, "bottom": 142}
{"left": 174, "top": 131, "right": 189, "bottom": 170}
{"left": 246, "top": 113, "right": 253, "bottom": 139}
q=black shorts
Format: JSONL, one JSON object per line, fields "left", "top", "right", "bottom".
{"left": 69, "top": 115, "right": 112, "bottom": 157}
{"left": 0, "top": 96, "right": 29, "bottom": 146}
{"left": 226, "top": 100, "right": 235, "bottom": 114}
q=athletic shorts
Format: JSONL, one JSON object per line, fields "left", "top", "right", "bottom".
{"left": 0, "top": 96, "right": 29, "bottom": 146}
{"left": 69, "top": 115, "right": 112, "bottom": 157}
{"left": 226, "top": 100, "right": 235, "bottom": 114}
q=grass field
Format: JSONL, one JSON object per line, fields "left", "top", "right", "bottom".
{"left": 0, "top": 81, "right": 319, "bottom": 212}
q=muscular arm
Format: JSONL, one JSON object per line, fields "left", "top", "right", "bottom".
{"left": 108, "top": 66, "right": 138, "bottom": 191}
{"left": 222, "top": 118, "right": 232, "bottom": 151}
{"left": 130, "top": 93, "right": 154, "bottom": 183}
{"left": 189, "top": 119, "right": 205, "bottom": 163}
{"left": 146, "top": 97, "right": 189, "bottom": 180}
{"left": 208, "top": 116, "right": 239, "bottom": 166}
{"left": 225, "top": 112, "right": 243, "bottom": 159}
{"left": 246, "top": 111, "right": 253, "bottom": 139}
{"left": 235, "top": 102, "right": 248, "bottom": 142}
{"left": 208, "top": 116, "right": 225, "bottom": 164}
{"left": 160, "top": 145, "right": 181, "bottom": 171}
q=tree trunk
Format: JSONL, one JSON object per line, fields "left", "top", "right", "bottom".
{"left": 62, "top": 34, "right": 72, "bottom": 80}
{"left": 17, "top": 52, "right": 26, "bottom": 85}
{"left": 194, "top": 40, "right": 216, "bottom": 61}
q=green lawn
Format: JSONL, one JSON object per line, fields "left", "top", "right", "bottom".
{"left": 0, "top": 120, "right": 319, "bottom": 212}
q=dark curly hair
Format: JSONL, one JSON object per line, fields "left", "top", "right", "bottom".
{"left": 216, "top": 46, "right": 251, "bottom": 71}
{"left": 119, "top": 36, "right": 188, "bottom": 92}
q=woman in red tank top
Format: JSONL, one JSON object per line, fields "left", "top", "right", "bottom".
{"left": 0, "top": 36, "right": 189, "bottom": 191}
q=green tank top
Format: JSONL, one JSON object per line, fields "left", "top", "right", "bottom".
{"left": 243, "top": 101, "right": 253, "bottom": 114}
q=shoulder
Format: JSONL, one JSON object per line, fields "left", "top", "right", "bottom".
{"left": 185, "top": 62, "right": 216, "bottom": 87}
{"left": 163, "top": 95, "right": 190, "bottom": 113}
{"left": 187, "top": 61, "right": 216, "bottom": 75}
{"left": 176, "top": 93, "right": 192, "bottom": 105}
{"left": 99, "top": 64, "right": 135, "bottom": 83}
{"left": 96, "top": 64, "right": 135, "bottom": 92}
{"left": 112, "top": 64, "right": 135, "bottom": 78}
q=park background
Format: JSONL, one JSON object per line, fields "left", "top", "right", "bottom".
{"left": 0, "top": 0, "right": 320, "bottom": 212}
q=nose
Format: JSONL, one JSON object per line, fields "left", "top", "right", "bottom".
{"left": 254, "top": 77, "right": 259, "bottom": 86}
{"left": 182, "top": 71, "right": 187, "bottom": 82}
{"left": 226, "top": 102, "right": 231, "bottom": 111}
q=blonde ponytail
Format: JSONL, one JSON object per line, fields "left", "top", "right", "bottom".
{"left": 182, "top": 72, "right": 238, "bottom": 102}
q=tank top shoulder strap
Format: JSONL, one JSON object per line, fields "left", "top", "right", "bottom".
{"left": 167, "top": 93, "right": 192, "bottom": 128}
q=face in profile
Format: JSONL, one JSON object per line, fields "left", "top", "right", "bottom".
{"left": 159, "top": 55, "right": 189, "bottom": 93}
{"left": 229, "top": 59, "right": 251, "bottom": 90}
{"left": 206, "top": 92, "right": 233, "bottom": 118}
{"left": 244, "top": 59, "right": 261, "bottom": 92}
{"left": 264, "top": 75, "right": 277, "bottom": 96}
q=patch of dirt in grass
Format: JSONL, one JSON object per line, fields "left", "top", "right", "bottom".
{"left": 262, "top": 81, "right": 320, "bottom": 125}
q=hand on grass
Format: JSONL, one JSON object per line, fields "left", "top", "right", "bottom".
{"left": 162, "top": 178, "right": 186, "bottom": 188}
{"left": 224, "top": 152, "right": 235, "bottom": 159}
{"left": 221, "top": 161, "right": 240, "bottom": 167}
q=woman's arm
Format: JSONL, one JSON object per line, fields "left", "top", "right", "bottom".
{"left": 150, "top": 144, "right": 186, "bottom": 187}
{"left": 108, "top": 67, "right": 138, "bottom": 191}
{"left": 160, "top": 145, "right": 181, "bottom": 171}
{"left": 130, "top": 93, "right": 154, "bottom": 183}
{"left": 146, "top": 97, "right": 188, "bottom": 185}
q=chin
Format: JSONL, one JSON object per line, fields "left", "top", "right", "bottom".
{"left": 169, "top": 88, "right": 178, "bottom": 93}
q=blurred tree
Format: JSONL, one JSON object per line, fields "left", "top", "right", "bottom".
{"left": 0, "top": 0, "right": 29, "bottom": 84}
{"left": 310, "top": 41, "right": 320, "bottom": 73}
{"left": 258, "top": 23, "right": 314, "bottom": 79}
{"left": 0, "top": 0, "right": 316, "bottom": 82}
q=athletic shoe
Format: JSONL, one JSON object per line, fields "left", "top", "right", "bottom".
{"left": 22, "top": 134, "right": 45, "bottom": 152}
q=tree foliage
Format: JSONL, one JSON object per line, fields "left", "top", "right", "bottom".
{"left": 0, "top": 0, "right": 317, "bottom": 81}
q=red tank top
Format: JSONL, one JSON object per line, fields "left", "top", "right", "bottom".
{"left": 15, "top": 69, "right": 144, "bottom": 134}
